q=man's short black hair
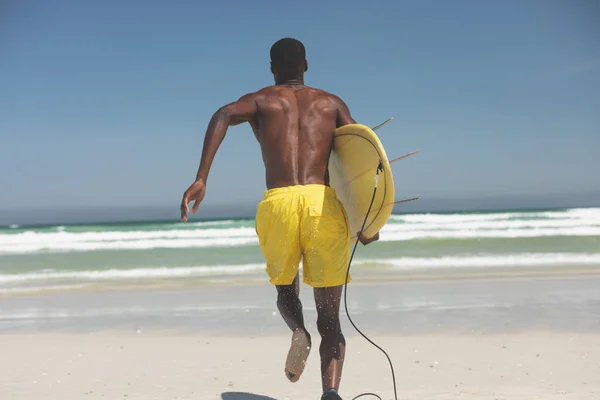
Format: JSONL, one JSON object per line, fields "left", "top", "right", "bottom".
{"left": 270, "top": 38, "right": 306, "bottom": 70}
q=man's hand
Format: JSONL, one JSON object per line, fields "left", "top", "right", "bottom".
{"left": 358, "top": 231, "right": 380, "bottom": 245}
{"left": 180, "top": 179, "right": 207, "bottom": 222}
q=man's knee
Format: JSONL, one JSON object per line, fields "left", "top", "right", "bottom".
{"left": 277, "top": 285, "right": 300, "bottom": 307}
{"left": 316, "top": 312, "right": 341, "bottom": 337}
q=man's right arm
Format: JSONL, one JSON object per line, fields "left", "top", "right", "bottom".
{"left": 334, "top": 96, "right": 356, "bottom": 127}
{"left": 180, "top": 92, "right": 258, "bottom": 222}
{"left": 194, "top": 93, "right": 258, "bottom": 183}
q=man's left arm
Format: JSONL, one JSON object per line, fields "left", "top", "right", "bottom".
{"left": 358, "top": 232, "right": 380, "bottom": 245}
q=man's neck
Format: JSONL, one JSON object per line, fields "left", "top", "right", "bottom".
{"left": 275, "top": 76, "right": 304, "bottom": 86}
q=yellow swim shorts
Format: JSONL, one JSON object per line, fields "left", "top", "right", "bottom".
{"left": 255, "top": 184, "right": 351, "bottom": 288}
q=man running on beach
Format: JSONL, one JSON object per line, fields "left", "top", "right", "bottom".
{"left": 180, "top": 37, "right": 379, "bottom": 400}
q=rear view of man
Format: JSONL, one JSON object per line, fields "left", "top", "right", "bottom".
{"left": 181, "top": 37, "right": 379, "bottom": 400}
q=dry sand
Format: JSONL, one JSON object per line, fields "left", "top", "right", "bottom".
{"left": 1, "top": 330, "right": 598, "bottom": 400}
{"left": 2, "top": 269, "right": 600, "bottom": 399}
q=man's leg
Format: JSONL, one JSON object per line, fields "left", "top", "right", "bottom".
{"left": 314, "top": 285, "right": 345, "bottom": 394}
{"left": 297, "top": 187, "right": 350, "bottom": 397}
{"left": 276, "top": 272, "right": 312, "bottom": 382}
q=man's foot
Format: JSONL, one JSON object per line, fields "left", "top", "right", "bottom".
{"left": 284, "top": 328, "right": 312, "bottom": 382}
{"left": 321, "top": 389, "right": 343, "bottom": 400}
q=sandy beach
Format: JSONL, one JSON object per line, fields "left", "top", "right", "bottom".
{"left": 2, "top": 267, "right": 599, "bottom": 400}
{"left": 1, "top": 330, "right": 598, "bottom": 400}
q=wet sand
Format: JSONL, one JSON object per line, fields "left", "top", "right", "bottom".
{"left": 1, "top": 268, "right": 599, "bottom": 399}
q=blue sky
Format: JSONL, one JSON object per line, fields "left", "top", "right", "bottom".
{"left": 1, "top": 0, "right": 599, "bottom": 220}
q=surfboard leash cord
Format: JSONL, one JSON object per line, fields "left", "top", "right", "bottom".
{"left": 343, "top": 161, "right": 399, "bottom": 400}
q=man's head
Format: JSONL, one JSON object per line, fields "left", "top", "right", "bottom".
{"left": 270, "top": 38, "right": 308, "bottom": 82}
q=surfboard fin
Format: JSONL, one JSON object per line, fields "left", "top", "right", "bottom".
{"left": 366, "top": 197, "right": 420, "bottom": 218}
{"left": 393, "top": 197, "right": 419, "bottom": 205}
{"left": 371, "top": 117, "right": 394, "bottom": 131}
{"left": 389, "top": 149, "right": 422, "bottom": 164}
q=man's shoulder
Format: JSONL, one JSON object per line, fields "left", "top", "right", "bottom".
{"left": 308, "top": 87, "right": 345, "bottom": 104}
{"left": 236, "top": 86, "right": 277, "bottom": 101}
{"left": 302, "top": 85, "right": 339, "bottom": 98}
{"left": 238, "top": 85, "right": 344, "bottom": 105}
{"left": 254, "top": 85, "right": 280, "bottom": 95}
{"left": 250, "top": 85, "right": 339, "bottom": 96}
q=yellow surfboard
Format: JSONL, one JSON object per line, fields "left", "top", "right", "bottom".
{"left": 328, "top": 124, "right": 395, "bottom": 241}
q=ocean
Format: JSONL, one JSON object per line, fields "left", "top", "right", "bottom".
{"left": 1, "top": 207, "right": 599, "bottom": 296}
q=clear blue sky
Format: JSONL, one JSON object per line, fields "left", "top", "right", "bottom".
{"left": 1, "top": 0, "right": 599, "bottom": 219}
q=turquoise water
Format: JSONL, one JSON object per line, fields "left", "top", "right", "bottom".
{"left": 1, "top": 208, "right": 599, "bottom": 293}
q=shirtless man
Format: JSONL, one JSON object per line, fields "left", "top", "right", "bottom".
{"left": 180, "top": 38, "right": 379, "bottom": 400}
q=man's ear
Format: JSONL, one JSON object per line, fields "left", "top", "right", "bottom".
{"left": 304, "top": 59, "right": 308, "bottom": 72}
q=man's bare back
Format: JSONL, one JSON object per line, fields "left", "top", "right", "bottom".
{"left": 241, "top": 84, "right": 356, "bottom": 189}
{"left": 178, "top": 84, "right": 354, "bottom": 221}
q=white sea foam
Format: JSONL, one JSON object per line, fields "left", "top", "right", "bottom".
{"left": 378, "top": 226, "right": 600, "bottom": 240}
{"left": 0, "top": 304, "right": 269, "bottom": 321}
{"left": 0, "top": 236, "right": 258, "bottom": 254}
{"left": 0, "top": 208, "right": 598, "bottom": 254}
{"left": 389, "top": 207, "right": 600, "bottom": 223}
{"left": 0, "top": 263, "right": 266, "bottom": 284}
{"left": 187, "top": 219, "right": 238, "bottom": 227}
{"left": 0, "top": 226, "right": 256, "bottom": 245}
{"left": 358, "top": 253, "right": 600, "bottom": 269}
{"left": 1, "top": 253, "right": 598, "bottom": 287}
